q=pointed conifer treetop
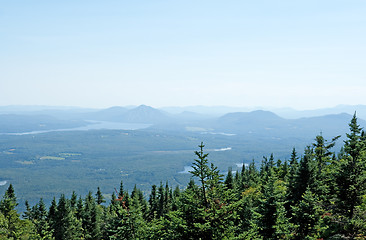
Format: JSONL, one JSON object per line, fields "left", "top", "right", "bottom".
{"left": 189, "top": 142, "right": 210, "bottom": 207}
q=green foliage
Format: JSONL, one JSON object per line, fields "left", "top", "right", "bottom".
{"left": 1, "top": 116, "right": 366, "bottom": 239}
{"left": 189, "top": 142, "right": 210, "bottom": 208}
{"left": 334, "top": 114, "right": 366, "bottom": 237}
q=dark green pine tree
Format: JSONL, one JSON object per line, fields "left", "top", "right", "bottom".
{"left": 47, "top": 196, "right": 58, "bottom": 235}
{"left": 54, "top": 194, "right": 83, "bottom": 240}
{"left": 224, "top": 167, "right": 234, "bottom": 190}
{"left": 0, "top": 184, "right": 21, "bottom": 239}
{"left": 147, "top": 184, "right": 158, "bottom": 220}
{"left": 75, "top": 195, "right": 84, "bottom": 220}
{"left": 171, "top": 185, "right": 181, "bottom": 211}
{"left": 157, "top": 182, "right": 165, "bottom": 218}
{"left": 70, "top": 191, "right": 78, "bottom": 210}
{"left": 164, "top": 181, "right": 171, "bottom": 215}
{"left": 24, "top": 198, "right": 53, "bottom": 239}
{"left": 189, "top": 142, "right": 210, "bottom": 208}
{"left": 0, "top": 184, "right": 17, "bottom": 217}
{"left": 335, "top": 114, "right": 366, "bottom": 223}
{"left": 260, "top": 156, "right": 268, "bottom": 177}
{"left": 256, "top": 172, "right": 278, "bottom": 239}
{"left": 36, "top": 198, "right": 53, "bottom": 239}
{"left": 247, "top": 159, "right": 259, "bottom": 188}
{"left": 276, "top": 159, "right": 288, "bottom": 181}
{"left": 240, "top": 163, "right": 248, "bottom": 190}
{"left": 23, "top": 200, "right": 32, "bottom": 220}
{"left": 109, "top": 192, "right": 118, "bottom": 214}
{"left": 260, "top": 154, "right": 275, "bottom": 184}
{"left": 118, "top": 180, "right": 130, "bottom": 208}
{"left": 83, "top": 191, "right": 101, "bottom": 240}
{"left": 313, "top": 134, "right": 340, "bottom": 174}
{"left": 131, "top": 185, "right": 138, "bottom": 201}
{"left": 286, "top": 148, "right": 299, "bottom": 211}
{"left": 108, "top": 197, "right": 146, "bottom": 239}
{"left": 311, "top": 134, "right": 340, "bottom": 203}
{"left": 292, "top": 146, "right": 313, "bottom": 206}
{"left": 95, "top": 187, "right": 105, "bottom": 205}
{"left": 292, "top": 188, "right": 321, "bottom": 239}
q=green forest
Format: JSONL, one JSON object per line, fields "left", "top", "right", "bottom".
{"left": 1, "top": 114, "right": 366, "bottom": 239}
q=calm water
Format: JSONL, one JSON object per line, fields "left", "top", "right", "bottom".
{"left": 1, "top": 121, "right": 152, "bottom": 135}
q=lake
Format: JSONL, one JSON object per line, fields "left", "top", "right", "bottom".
{"left": 1, "top": 121, "right": 152, "bottom": 135}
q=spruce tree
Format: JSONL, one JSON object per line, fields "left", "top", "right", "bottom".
{"left": 335, "top": 114, "right": 366, "bottom": 232}
{"left": 292, "top": 147, "right": 313, "bottom": 206}
{"left": 83, "top": 191, "right": 101, "bottom": 240}
{"left": 292, "top": 188, "right": 321, "bottom": 239}
{"left": 224, "top": 167, "right": 234, "bottom": 190}
{"left": 96, "top": 187, "right": 105, "bottom": 205}
{"left": 189, "top": 142, "right": 210, "bottom": 208}
{"left": 54, "top": 194, "right": 83, "bottom": 240}
{"left": 147, "top": 184, "right": 158, "bottom": 220}
{"left": 257, "top": 172, "right": 277, "bottom": 239}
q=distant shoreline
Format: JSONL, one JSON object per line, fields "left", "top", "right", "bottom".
{"left": 0, "top": 181, "right": 7, "bottom": 186}
{"left": 0, "top": 121, "right": 151, "bottom": 135}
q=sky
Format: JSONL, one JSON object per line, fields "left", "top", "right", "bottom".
{"left": 1, "top": 1, "right": 365, "bottom": 110}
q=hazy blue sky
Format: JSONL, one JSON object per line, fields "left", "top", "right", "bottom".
{"left": 1, "top": 1, "right": 365, "bottom": 110}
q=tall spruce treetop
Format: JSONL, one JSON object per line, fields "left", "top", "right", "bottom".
{"left": 96, "top": 187, "right": 105, "bottom": 205}
{"left": 344, "top": 113, "right": 364, "bottom": 162}
{"left": 189, "top": 142, "right": 210, "bottom": 207}
{"left": 0, "top": 184, "right": 18, "bottom": 216}
{"left": 313, "top": 134, "right": 340, "bottom": 174}
{"left": 336, "top": 113, "right": 366, "bottom": 221}
{"left": 224, "top": 167, "right": 234, "bottom": 189}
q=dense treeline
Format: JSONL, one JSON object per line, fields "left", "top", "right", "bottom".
{"left": 1, "top": 114, "right": 366, "bottom": 239}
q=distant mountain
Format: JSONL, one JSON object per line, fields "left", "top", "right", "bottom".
{"left": 160, "top": 104, "right": 366, "bottom": 121}
{"left": 120, "top": 105, "right": 170, "bottom": 123}
{"left": 217, "top": 110, "right": 284, "bottom": 126}
{"left": 84, "top": 106, "right": 129, "bottom": 121}
{"left": 273, "top": 105, "right": 366, "bottom": 120}
{"left": 212, "top": 111, "right": 364, "bottom": 139}
{"left": 2, "top": 105, "right": 366, "bottom": 136}
{"left": 173, "top": 111, "right": 213, "bottom": 121}
{"left": 82, "top": 105, "right": 171, "bottom": 123}
{"left": 160, "top": 105, "right": 256, "bottom": 116}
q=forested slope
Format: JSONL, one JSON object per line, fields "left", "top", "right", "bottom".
{"left": 1, "top": 114, "right": 366, "bottom": 239}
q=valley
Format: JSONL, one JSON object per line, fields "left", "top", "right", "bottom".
{"left": 0, "top": 104, "right": 364, "bottom": 211}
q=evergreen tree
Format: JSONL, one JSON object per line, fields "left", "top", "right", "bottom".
{"left": 256, "top": 172, "right": 278, "bottom": 239}
{"left": 0, "top": 184, "right": 17, "bottom": 217}
{"left": 335, "top": 114, "right": 366, "bottom": 236}
{"left": 224, "top": 167, "right": 234, "bottom": 190}
{"left": 189, "top": 142, "right": 210, "bottom": 208}
{"left": 247, "top": 159, "right": 259, "bottom": 188}
{"left": 147, "top": 184, "right": 158, "bottom": 220}
{"left": 312, "top": 134, "right": 340, "bottom": 203}
{"left": 47, "top": 197, "right": 58, "bottom": 236}
{"left": 83, "top": 191, "right": 101, "bottom": 240}
{"left": 70, "top": 191, "right": 78, "bottom": 210}
{"left": 292, "top": 188, "right": 321, "bottom": 239}
{"left": 0, "top": 184, "right": 21, "bottom": 239}
{"left": 54, "top": 194, "right": 83, "bottom": 240}
{"left": 96, "top": 187, "right": 105, "bottom": 205}
{"left": 75, "top": 195, "right": 84, "bottom": 220}
{"left": 292, "top": 147, "right": 314, "bottom": 206}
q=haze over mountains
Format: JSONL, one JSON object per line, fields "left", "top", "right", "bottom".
{"left": 1, "top": 104, "right": 365, "bottom": 211}
{"left": 0, "top": 104, "right": 365, "bottom": 139}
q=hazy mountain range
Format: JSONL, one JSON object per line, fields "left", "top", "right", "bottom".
{"left": 0, "top": 104, "right": 365, "bottom": 138}
{"left": 1, "top": 104, "right": 365, "bottom": 210}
